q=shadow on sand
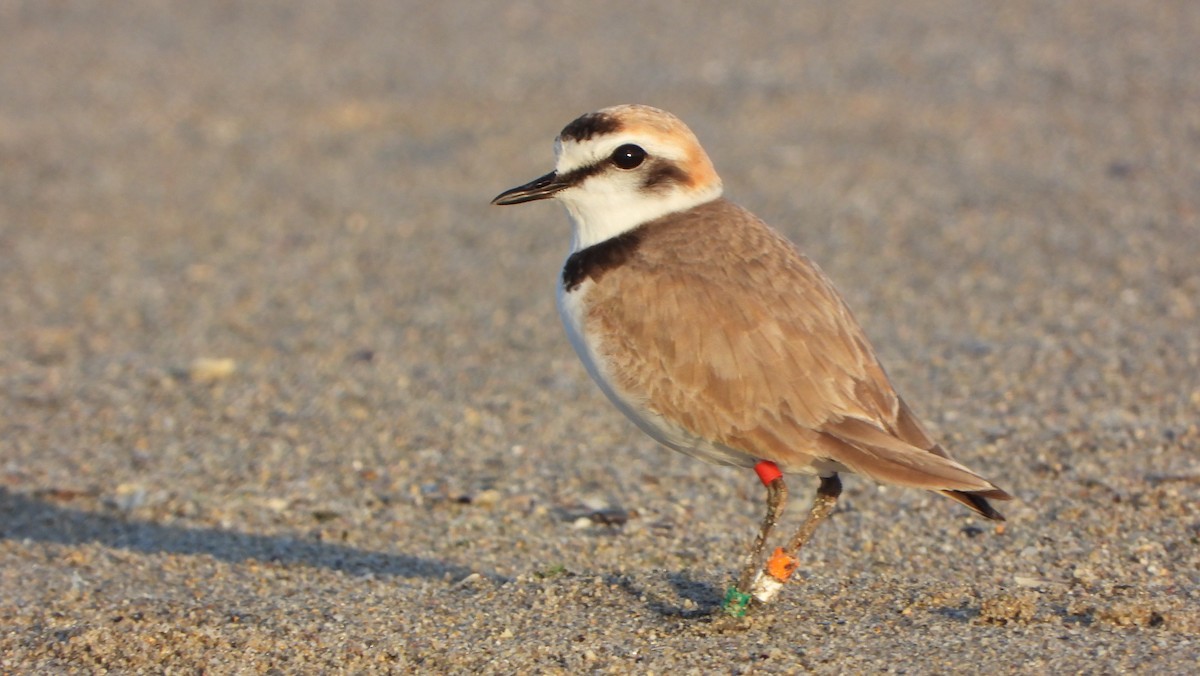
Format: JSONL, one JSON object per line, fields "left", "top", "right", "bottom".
{"left": 610, "top": 570, "right": 725, "bottom": 618}
{"left": 0, "top": 487, "right": 499, "bottom": 583}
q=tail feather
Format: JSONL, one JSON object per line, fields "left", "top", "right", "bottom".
{"left": 822, "top": 418, "right": 1000, "bottom": 492}
{"left": 819, "top": 416, "right": 1012, "bottom": 520}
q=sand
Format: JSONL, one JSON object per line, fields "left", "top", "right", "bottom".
{"left": 2, "top": 1, "right": 1197, "bottom": 672}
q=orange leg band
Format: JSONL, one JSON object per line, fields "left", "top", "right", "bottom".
{"left": 766, "top": 547, "right": 799, "bottom": 582}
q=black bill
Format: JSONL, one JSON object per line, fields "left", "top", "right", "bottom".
{"left": 491, "top": 171, "right": 564, "bottom": 205}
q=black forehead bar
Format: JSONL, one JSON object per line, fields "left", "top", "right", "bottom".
{"left": 559, "top": 112, "right": 623, "bottom": 142}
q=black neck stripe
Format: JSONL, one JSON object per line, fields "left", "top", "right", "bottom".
{"left": 562, "top": 227, "right": 644, "bottom": 291}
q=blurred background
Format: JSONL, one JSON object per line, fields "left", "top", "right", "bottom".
{"left": 1, "top": 1, "right": 1197, "bottom": 671}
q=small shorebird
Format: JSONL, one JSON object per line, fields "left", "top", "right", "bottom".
{"left": 492, "top": 104, "right": 1010, "bottom": 616}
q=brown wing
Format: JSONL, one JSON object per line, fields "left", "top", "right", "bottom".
{"left": 587, "top": 199, "right": 1010, "bottom": 514}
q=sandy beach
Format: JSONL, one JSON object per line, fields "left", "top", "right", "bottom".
{"left": 2, "top": 1, "right": 1197, "bottom": 671}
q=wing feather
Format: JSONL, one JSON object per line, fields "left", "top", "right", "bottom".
{"left": 586, "top": 199, "right": 1010, "bottom": 513}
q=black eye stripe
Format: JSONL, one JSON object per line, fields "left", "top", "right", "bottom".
{"left": 640, "top": 160, "right": 689, "bottom": 192}
{"left": 555, "top": 144, "right": 648, "bottom": 187}
{"left": 555, "top": 161, "right": 608, "bottom": 188}
{"left": 557, "top": 157, "right": 688, "bottom": 196}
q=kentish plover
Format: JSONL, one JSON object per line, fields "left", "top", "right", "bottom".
{"left": 492, "top": 104, "right": 1010, "bottom": 615}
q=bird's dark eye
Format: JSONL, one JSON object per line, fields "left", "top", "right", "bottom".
{"left": 611, "top": 144, "right": 646, "bottom": 170}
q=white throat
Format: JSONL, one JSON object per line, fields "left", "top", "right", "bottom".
{"left": 558, "top": 181, "right": 723, "bottom": 251}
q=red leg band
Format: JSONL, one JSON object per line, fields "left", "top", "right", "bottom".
{"left": 754, "top": 460, "right": 783, "bottom": 486}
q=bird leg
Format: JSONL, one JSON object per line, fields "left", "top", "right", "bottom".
{"left": 750, "top": 474, "right": 842, "bottom": 604}
{"left": 737, "top": 463, "right": 788, "bottom": 592}
{"left": 723, "top": 461, "right": 788, "bottom": 617}
{"left": 784, "top": 474, "right": 842, "bottom": 554}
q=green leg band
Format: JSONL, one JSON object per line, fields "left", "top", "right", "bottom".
{"left": 721, "top": 586, "right": 753, "bottom": 617}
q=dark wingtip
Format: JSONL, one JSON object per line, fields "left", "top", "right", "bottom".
{"left": 942, "top": 489, "right": 1011, "bottom": 521}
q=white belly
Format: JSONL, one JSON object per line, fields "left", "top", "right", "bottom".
{"left": 556, "top": 278, "right": 757, "bottom": 468}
